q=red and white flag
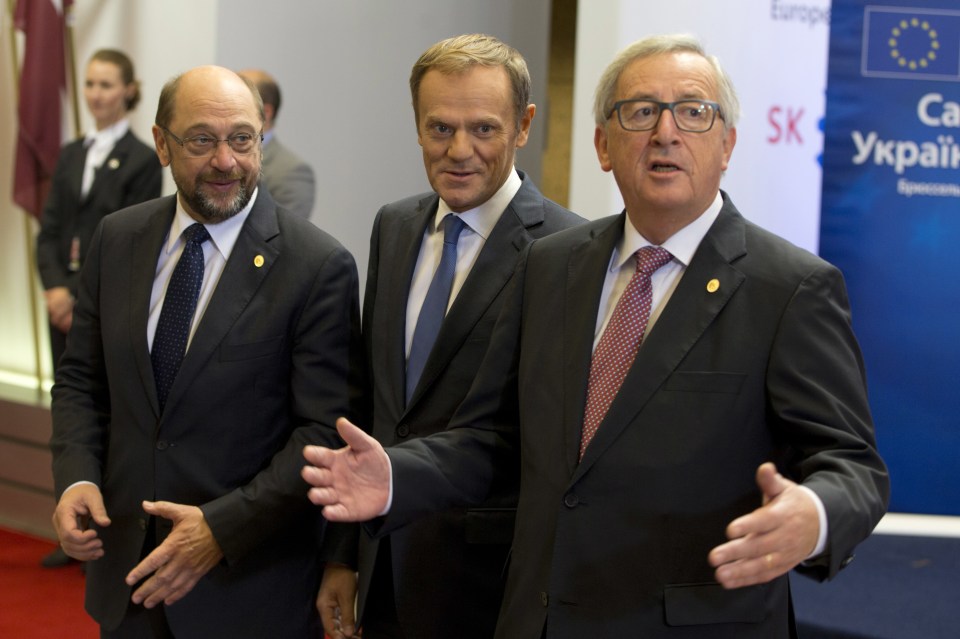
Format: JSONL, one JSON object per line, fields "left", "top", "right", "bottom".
{"left": 12, "top": 0, "right": 73, "bottom": 218}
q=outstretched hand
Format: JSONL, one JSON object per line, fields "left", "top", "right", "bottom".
{"left": 708, "top": 462, "right": 820, "bottom": 589}
{"left": 302, "top": 417, "right": 391, "bottom": 522}
{"left": 125, "top": 501, "right": 223, "bottom": 608}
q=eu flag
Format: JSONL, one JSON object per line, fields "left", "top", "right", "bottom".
{"left": 862, "top": 7, "right": 960, "bottom": 80}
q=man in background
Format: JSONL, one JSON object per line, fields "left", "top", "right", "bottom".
{"left": 238, "top": 68, "right": 316, "bottom": 219}
{"left": 50, "top": 65, "right": 361, "bottom": 637}
{"left": 303, "top": 34, "right": 889, "bottom": 638}
{"left": 317, "top": 34, "right": 583, "bottom": 639}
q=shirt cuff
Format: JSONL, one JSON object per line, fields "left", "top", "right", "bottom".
{"left": 378, "top": 454, "right": 394, "bottom": 517}
{"left": 797, "top": 484, "right": 828, "bottom": 559}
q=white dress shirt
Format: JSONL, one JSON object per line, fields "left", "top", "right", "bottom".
{"left": 404, "top": 168, "right": 522, "bottom": 359}
{"left": 81, "top": 119, "right": 130, "bottom": 198}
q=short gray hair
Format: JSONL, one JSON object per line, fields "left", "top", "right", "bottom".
{"left": 593, "top": 34, "right": 740, "bottom": 130}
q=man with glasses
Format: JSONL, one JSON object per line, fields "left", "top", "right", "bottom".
{"left": 50, "top": 65, "right": 362, "bottom": 638}
{"left": 303, "top": 34, "right": 888, "bottom": 638}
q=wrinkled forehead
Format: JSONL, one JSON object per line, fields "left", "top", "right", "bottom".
{"left": 617, "top": 51, "right": 718, "bottom": 100}
{"left": 173, "top": 70, "right": 261, "bottom": 130}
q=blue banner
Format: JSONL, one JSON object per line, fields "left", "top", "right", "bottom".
{"left": 821, "top": 0, "right": 960, "bottom": 514}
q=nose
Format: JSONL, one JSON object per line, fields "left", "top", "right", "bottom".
{"left": 209, "top": 140, "right": 238, "bottom": 171}
{"left": 446, "top": 130, "right": 473, "bottom": 162}
{"left": 650, "top": 108, "right": 681, "bottom": 145}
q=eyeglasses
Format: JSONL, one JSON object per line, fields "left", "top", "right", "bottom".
{"left": 609, "top": 99, "right": 723, "bottom": 133}
{"left": 160, "top": 126, "right": 263, "bottom": 157}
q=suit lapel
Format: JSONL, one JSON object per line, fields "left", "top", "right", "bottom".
{"left": 84, "top": 131, "right": 133, "bottom": 204}
{"left": 162, "top": 192, "right": 280, "bottom": 414}
{"left": 380, "top": 196, "right": 437, "bottom": 413}
{"left": 574, "top": 201, "right": 748, "bottom": 476}
{"left": 562, "top": 216, "right": 623, "bottom": 474}
{"left": 405, "top": 176, "right": 545, "bottom": 410}
{"left": 129, "top": 196, "right": 178, "bottom": 417}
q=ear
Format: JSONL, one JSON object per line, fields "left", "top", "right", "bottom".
{"left": 152, "top": 125, "right": 172, "bottom": 167}
{"left": 720, "top": 126, "right": 737, "bottom": 171}
{"left": 263, "top": 103, "right": 276, "bottom": 129}
{"left": 594, "top": 124, "right": 613, "bottom": 173}
{"left": 514, "top": 103, "right": 536, "bottom": 149}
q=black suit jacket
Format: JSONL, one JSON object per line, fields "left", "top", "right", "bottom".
{"left": 379, "top": 194, "right": 889, "bottom": 638}
{"left": 50, "top": 190, "right": 363, "bottom": 637}
{"left": 37, "top": 130, "right": 162, "bottom": 296}
{"left": 351, "top": 171, "right": 583, "bottom": 638}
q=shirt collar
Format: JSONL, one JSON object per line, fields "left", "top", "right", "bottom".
{"left": 614, "top": 191, "right": 724, "bottom": 271}
{"left": 84, "top": 118, "right": 130, "bottom": 150}
{"left": 167, "top": 187, "right": 259, "bottom": 260}
{"left": 434, "top": 167, "right": 522, "bottom": 239}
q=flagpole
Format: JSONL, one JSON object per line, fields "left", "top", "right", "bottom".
{"left": 63, "top": 1, "right": 79, "bottom": 138}
{"left": 8, "top": 0, "right": 48, "bottom": 398}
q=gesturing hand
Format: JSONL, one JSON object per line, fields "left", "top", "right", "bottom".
{"left": 708, "top": 462, "right": 820, "bottom": 589}
{"left": 302, "top": 417, "right": 391, "bottom": 522}
{"left": 125, "top": 501, "right": 223, "bottom": 607}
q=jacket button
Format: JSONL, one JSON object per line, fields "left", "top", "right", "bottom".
{"left": 563, "top": 493, "right": 579, "bottom": 508}
{"left": 396, "top": 424, "right": 410, "bottom": 438}
{"left": 138, "top": 518, "right": 147, "bottom": 530}
{"left": 540, "top": 591, "right": 549, "bottom": 607}
{"left": 156, "top": 440, "right": 169, "bottom": 450}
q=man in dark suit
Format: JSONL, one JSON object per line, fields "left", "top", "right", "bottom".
{"left": 317, "top": 34, "right": 583, "bottom": 639}
{"left": 303, "top": 34, "right": 889, "bottom": 638}
{"left": 50, "top": 65, "right": 361, "bottom": 638}
{"left": 238, "top": 68, "right": 316, "bottom": 219}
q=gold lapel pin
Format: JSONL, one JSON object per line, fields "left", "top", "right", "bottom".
{"left": 107, "top": 158, "right": 120, "bottom": 170}
{"left": 254, "top": 255, "right": 265, "bottom": 268}
{"left": 706, "top": 278, "right": 720, "bottom": 293}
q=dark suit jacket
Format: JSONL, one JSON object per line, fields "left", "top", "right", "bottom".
{"left": 50, "top": 190, "right": 363, "bottom": 637}
{"left": 352, "top": 171, "right": 583, "bottom": 638}
{"left": 261, "top": 137, "right": 316, "bottom": 219}
{"left": 379, "top": 194, "right": 889, "bottom": 638}
{"left": 37, "top": 130, "right": 162, "bottom": 296}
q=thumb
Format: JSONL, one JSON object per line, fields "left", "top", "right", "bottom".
{"left": 141, "top": 500, "right": 179, "bottom": 521}
{"left": 87, "top": 493, "right": 112, "bottom": 527}
{"left": 336, "top": 416, "right": 373, "bottom": 451}
{"left": 756, "top": 462, "right": 792, "bottom": 505}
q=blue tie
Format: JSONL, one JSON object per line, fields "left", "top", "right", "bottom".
{"left": 151, "top": 223, "right": 210, "bottom": 412}
{"left": 406, "top": 214, "right": 466, "bottom": 403}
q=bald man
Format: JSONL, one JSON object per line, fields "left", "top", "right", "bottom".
{"left": 50, "top": 65, "right": 362, "bottom": 638}
{"left": 238, "top": 68, "right": 316, "bottom": 219}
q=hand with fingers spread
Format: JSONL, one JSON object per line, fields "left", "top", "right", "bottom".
{"left": 302, "top": 417, "right": 391, "bottom": 522}
{"left": 125, "top": 501, "right": 223, "bottom": 608}
{"left": 52, "top": 483, "right": 112, "bottom": 561}
{"left": 708, "top": 462, "right": 820, "bottom": 589}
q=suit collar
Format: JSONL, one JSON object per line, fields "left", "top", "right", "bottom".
{"left": 148, "top": 191, "right": 281, "bottom": 419}
{"left": 82, "top": 129, "right": 140, "bottom": 202}
{"left": 571, "top": 195, "right": 748, "bottom": 476}
{"left": 403, "top": 172, "right": 548, "bottom": 411}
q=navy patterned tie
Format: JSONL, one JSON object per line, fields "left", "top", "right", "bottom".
{"left": 151, "top": 224, "right": 210, "bottom": 411}
{"left": 406, "top": 214, "right": 466, "bottom": 403}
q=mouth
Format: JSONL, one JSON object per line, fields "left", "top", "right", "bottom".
{"left": 649, "top": 161, "right": 681, "bottom": 173}
{"left": 203, "top": 174, "right": 243, "bottom": 193}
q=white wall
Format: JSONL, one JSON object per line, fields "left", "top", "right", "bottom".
{"left": 570, "top": 0, "right": 832, "bottom": 256}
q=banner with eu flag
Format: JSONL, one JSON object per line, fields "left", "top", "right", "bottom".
{"left": 821, "top": 0, "right": 960, "bottom": 515}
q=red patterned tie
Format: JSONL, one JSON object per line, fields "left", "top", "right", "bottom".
{"left": 580, "top": 245, "right": 673, "bottom": 459}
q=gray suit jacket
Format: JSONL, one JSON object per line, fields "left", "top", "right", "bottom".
{"left": 380, "top": 193, "right": 889, "bottom": 638}
{"left": 50, "top": 190, "right": 363, "bottom": 637}
{"left": 260, "top": 136, "right": 315, "bottom": 219}
{"left": 352, "top": 171, "right": 583, "bottom": 638}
